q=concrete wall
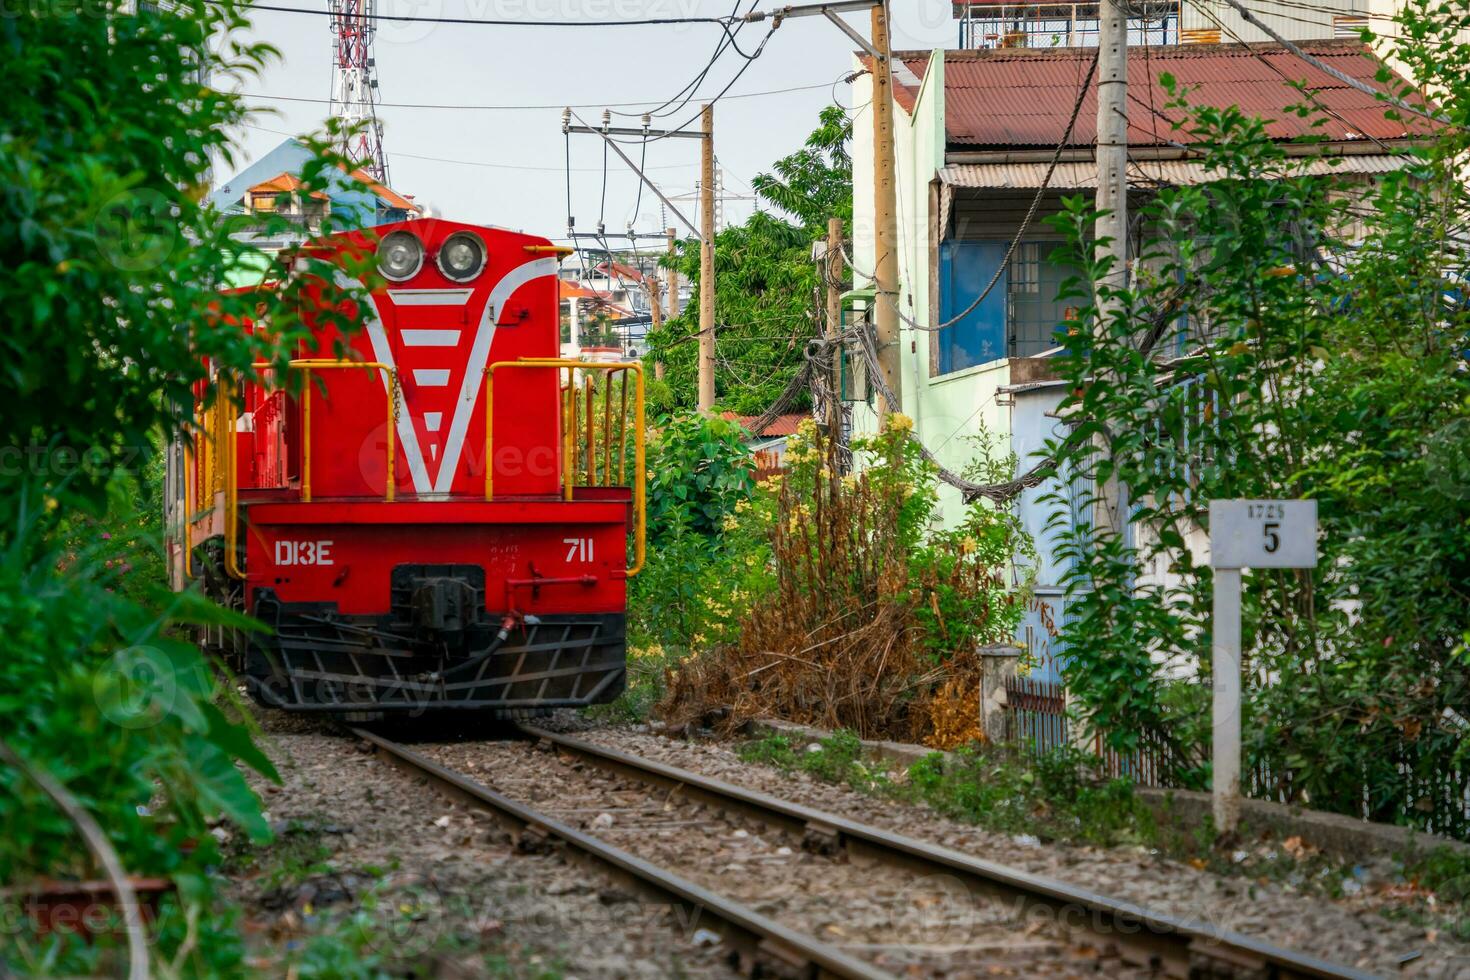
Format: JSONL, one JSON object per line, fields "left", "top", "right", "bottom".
{"left": 1180, "top": 0, "right": 1368, "bottom": 41}
{"left": 849, "top": 51, "right": 1024, "bottom": 532}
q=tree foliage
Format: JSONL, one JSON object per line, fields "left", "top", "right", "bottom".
{"left": 1040, "top": 2, "right": 1470, "bottom": 835}
{"left": 1, "top": 2, "right": 371, "bottom": 971}
{"left": 648, "top": 107, "right": 852, "bottom": 415}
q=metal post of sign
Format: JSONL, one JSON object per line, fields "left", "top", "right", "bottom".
{"left": 1208, "top": 498, "right": 1318, "bottom": 836}
{"left": 1212, "top": 566, "right": 1242, "bottom": 833}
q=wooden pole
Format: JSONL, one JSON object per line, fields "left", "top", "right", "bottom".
{"left": 870, "top": 1, "right": 902, "bottom": 420}
{"left": 657, "top": 227, "right": 676, "bottom": 382}
{"left": 665, "top": 226, "right": 678, "bottom": 321}
{"left": 698, "top": 104, "right": 717, "bottom": 414}
{"left": 826, "top": 216, "right": 844, "bottom": 438}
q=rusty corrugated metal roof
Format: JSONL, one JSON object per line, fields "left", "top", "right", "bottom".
{"left": 878, "top": 40, "right": 1434, "bottom": 148}
{"left": 884, "top": 56, "right": 931, "bottom": 113}
{"left": 940, "top": 153, "right": 1412, "bottom": 188}
{"left": 721, "top": 412, "right": 810, "bottom": 438}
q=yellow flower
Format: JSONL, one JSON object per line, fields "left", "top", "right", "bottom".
{"left": 735, "top": 499, "right": 750, "bottom": 513}
{"left": 888, "top": 412, "right": 914, "bottom": 434}
{"left": 841, "top": 474, "right": 857, "bottom": 491}
{"left": 722, "top": 514, "right": 740, "bottom": 532}
{"left": 960, "top": 536, "right": 978, "bottom": 555}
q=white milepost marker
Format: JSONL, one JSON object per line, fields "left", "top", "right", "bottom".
{"left": 1208, "top": 499, "right": 1318, "bottom": 834}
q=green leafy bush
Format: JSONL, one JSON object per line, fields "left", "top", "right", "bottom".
{"left": 0, "top": 495, "right": 273, "bottom": 974}
{"left": 1038, "top": 0, "right": 1470, "bottom": 833}
{"left": 648, "top": 106, "right": 852, "bottom": 415}
{"left": 661, "top": 416, "right": 1029, "bottom": 745}
{"left": 1, "top": 0, "right": 377, "bottom": 972}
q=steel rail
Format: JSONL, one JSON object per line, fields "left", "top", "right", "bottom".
{"left": 349, "top": 728, "right": 896, "bottom": 980}
{"left": 519, "top": 725, "right": 1379, "bottom": 980}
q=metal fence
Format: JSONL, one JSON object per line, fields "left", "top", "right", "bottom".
{"left": 1005, "top": 675, "right": 1182, "bottom": 786}
{"left": 1004, "top": 674, "right": 1470, "bottom": 838}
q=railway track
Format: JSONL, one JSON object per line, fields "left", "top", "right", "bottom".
{"left": 352, "top": 725, "right": 1377, "bottom": 980}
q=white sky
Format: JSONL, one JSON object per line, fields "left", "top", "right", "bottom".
{"left": 219, "top": 1, "right": 955, "bottom": 239}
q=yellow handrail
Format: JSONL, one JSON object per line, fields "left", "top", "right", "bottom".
{"left": 222, "top": 360, "right": 398, "bottom": 579}
{"left": 484, "top": 359, "right": 646, "bottom": 576}
{"left": 224, "top": 378, "right": 245, "bottom": 580}
{"left": 250, "top": 359, "right": 398, "bottom": 503}
{"left": 183, "top": 440, "right": 194, "bottom": 579}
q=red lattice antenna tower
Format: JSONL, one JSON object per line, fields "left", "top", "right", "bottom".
{"left": 327, "top": 0, "right": 389, "bottom": 185}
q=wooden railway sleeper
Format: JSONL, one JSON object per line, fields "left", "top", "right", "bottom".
{"left": 1187, "top": 939, "right": 1271, "bottom": 979}
{"left": 516, "top": 821, "right": 555, "bottom": 855}
{"left": 801, "top": 820, "right": 843, "bottom": 856}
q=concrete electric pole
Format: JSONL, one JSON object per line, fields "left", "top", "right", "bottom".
{"left": 1095, "top": 0, "right": 1128, "bottom": 321}
{"left": 868, "top": 1, "right": 902, "bottom": 419}
{"left": 562, "top": 113, "right": 709, "bottom": 401}
{"left": 698, "top": 104, "right": 717, "bottom": 414}
{"left": 826, "top": 216, "right": 844, "bottom": 437}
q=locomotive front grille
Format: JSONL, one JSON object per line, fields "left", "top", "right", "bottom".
{"left": 247, "top": 588, "right": 626, "bottom": 713}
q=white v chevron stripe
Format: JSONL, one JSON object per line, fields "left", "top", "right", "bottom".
{"left": 342, "top": 258, "right": 559, "bottom": 497}
{"left": 342, "top": 275, "right": 435, "bottom": 496}
{"left": 434, "top": 257, "right": 558, "bottom": 494}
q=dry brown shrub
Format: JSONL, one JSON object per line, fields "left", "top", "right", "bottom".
{"left": 660, "top": 418, "right": 1017, "bottom": 746}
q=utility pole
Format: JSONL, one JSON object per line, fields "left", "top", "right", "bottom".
{"left": 743, "top": 0, "right": 902, "bottom": 418}
{"left": 1081, "top": 0, "right": 1130, "bottom": 762}
{"left": 869, "top": 1, "right": 902, "bottom": 419}
{"left": 564, "top": 110, "right": 709, "bottom": 402}
{"left": 698, "top": 104, "right": 717, "bottom": 414}
{"left": 825, "top": 216, "right": 844, "bottom": 439}
{"left": 647, "top": 269, "right": 663, "bottom": 335}
{"left": 665, "top": 227, "right": 678, "bottom": 322}
{"left": 1093, "top": 0, "right": 1129, "bottom": 541}
{"left": 657, "top": 227, "right": 677, "bottom": 381}
{"left": 1095, "top": 0, "right": 1128, "bottom": 323}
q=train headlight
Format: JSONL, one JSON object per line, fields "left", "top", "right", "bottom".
{"left": 378, "top": 230, "right": 424, "bottom": 282}
{"left": 436, "top": 231, "right": 486, "bottom": 282}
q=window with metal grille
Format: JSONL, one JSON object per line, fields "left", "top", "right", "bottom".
{"left": 1008, "top": 242, "right": 1082, "bottom": 357}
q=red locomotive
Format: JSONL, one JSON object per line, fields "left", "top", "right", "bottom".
{"left": 165, "top": 219, "right": 644, "bottom": 715}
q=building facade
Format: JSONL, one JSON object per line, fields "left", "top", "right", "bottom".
{"left": 846, "top": 37, "right": 1431, "bottom": 671}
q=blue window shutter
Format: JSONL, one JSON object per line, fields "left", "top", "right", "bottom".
{"left": 939, "top": 240, "right": 1008, "bottom": 374}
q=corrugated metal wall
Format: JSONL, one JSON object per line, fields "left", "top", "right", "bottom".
{"left": 1179, "top": 0, "right": 1369, "bottom": 42}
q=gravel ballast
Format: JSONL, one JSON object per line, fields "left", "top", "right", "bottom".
{"left": 230, "top": 724, "right": 739, "bottom": 979}
{"left": 558, "top": 725, "right": 1470, "bottom": 979}
{"left": 417, "top": 738, "right": 1129, "bottom": 979}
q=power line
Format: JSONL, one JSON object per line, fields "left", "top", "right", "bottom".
{"left": 232, "top": 79, "right": 837, "bottom": 113}
{"left": 611, "top": 0, "right": 759, "bottom": 122}
{"left": 249, "top": 3, "right": 737, "bottom": 28}
{"left": 1208, "top": 0, "right": 1445, "bottom": 124}
{"left": 1184, "top": 0, "right": 1423, "bottom": 144}
{"left": 243, "top": 122, "right": 697, "bottom": 172}
{"left": 846, "top": 47, "right": 1099, "bottom": 335}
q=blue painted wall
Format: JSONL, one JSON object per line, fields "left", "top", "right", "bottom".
{"left": 938, "top": 240, "right": 1008, "bottom": 373}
